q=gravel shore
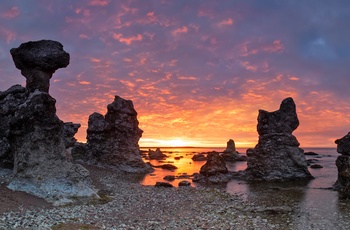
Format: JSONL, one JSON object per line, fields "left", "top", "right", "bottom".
{"left": 0, "top": 165, "right": 348, "bottom": 229}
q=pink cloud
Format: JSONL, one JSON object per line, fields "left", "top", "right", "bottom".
{"left": 178, "top": 76, "right": 197, "bottom": 80}
{"left": 113, "top": 33, "right": 143, "bottom": 45}
{"left": 172, "top": 26, "right": 188, "bottom": 36}
{"left": 88, "top": 0, "right": 110, "bottom": 7}
{"left": 1, "top": 7, "right": 19, "bottom": 19}
{"left": 217, "top": 18, "right": 234, "bottom": 27}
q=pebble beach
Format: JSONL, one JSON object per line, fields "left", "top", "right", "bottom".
{"left": 1, "top": 164, "right": 350, "bottom": 229}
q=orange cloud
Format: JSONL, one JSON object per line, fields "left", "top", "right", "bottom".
{"left": 178, "top": 76, "right": 197, "bottom": 80}
{"left": 79, "top": 81, "right": 91, "bottom": 85}
{"left": 113, "top": 33, "right": 143, "bottom": 45}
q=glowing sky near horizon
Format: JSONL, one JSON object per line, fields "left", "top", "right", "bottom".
{"left": 1, "top": 0, "right": 350, "bottom": 147}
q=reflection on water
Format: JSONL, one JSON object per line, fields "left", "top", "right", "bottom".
{"left": 141, "top": 147, "right": 350, "bottom": 227}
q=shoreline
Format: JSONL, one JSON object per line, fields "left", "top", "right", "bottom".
{"left": 1, "top": 163, "right": 349, "bottom": 229}
{"left": 0, "top": 165, "right": 282, "bottom": 229}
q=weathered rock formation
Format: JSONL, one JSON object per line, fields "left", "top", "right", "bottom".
{"left": 224, "top": 139, "right": 236, "bottom": 153}
{"left": 10, "top": 40, "right": 69, "bottom": 93}
{"left": 0, "top": 85, "right": 27, "bottom": 168}
{"left": 193, "top": 152, "right": 232, "bottom": 184}
{"left": 334, "top": 132, "right": 350, "bottom": 196}
{"left": 200, "top": 152, "right": 228, "bottom": 176}
{"left": 86, "top": 96, "right": 152, "bottom": 173}
{"left": 245, "top": 98, "right": 313, "bottom": 181}
{"left": 64, "top": 122, "right": 81, "bottom": 148}
{"left": 149, "top": 148, "right": 167, "bottom": 160}
{"left": 0, "top": 40, "right": 97, "bottom": 205}
{"left": 221, "top": 139, "right": 247, "bottom": 162}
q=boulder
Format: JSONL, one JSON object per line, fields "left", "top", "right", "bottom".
{"left": 86, "top": 96, "right": 152, "bottom": 173}
{"left": 245, "top": 98, "right": 313, "bottom": 181}
{"left": 178, "top": 180, "right": 191, "bottom": 187}
{"left": 335, "top": 132, "right": 350, "bottom": 155}
{"left": 149, "top": 148, "right": 167, "bottom": 160}
{"left": 200, "top": 152, "right": 228, "bottom": 176}
{"left": 334, "top": 133, "right": 350, "bottom": 197}
{"left": 155, "top": 182, "right": 173, "bottom": 188}
{"left": 192, "top": 153, "right": 207, "bottom": 161}
{"left": 10, "top": 40, "right": 69, "bottom": 93}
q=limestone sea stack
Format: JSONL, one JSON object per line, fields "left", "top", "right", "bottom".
{"left": 1, "top": 40, "right": 97, "bottom": 205}
{"left": 333, "top": 132, "right": 350, "bottom": 197}
{"left": 245, "top": 97, "right": 313, "bottom": 181}
{"left": 86, "top": 96, "right": 153, "bottom": 173}
{"left": 10, "top": 40, "right": 69, "bottom": 93}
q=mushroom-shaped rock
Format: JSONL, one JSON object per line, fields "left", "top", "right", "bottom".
{"left": 10, "top": 40, "right": 70, "bottom": 93}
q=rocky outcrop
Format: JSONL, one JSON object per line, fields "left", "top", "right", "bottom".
{"left": 193, "top": 152, "right": 232, "bottom": 184}
{"left": 0, "top": 85, "right": 27, "bottom": 168}
{"left": 221, "top": 139, "right": 247, "bottom": 162}
{"left": 0, "top": 40, "right": 97, "bottom": 205}
{"left": 63, "top": 122, "right": 81, "bottom": 148}
{"left": 149, "top": 148, "right": 167, "bottom": 160}
{"left": 10, "top": 40, "right": 69, "bottom": 93}
{"left": 245, "top": 98, "right": 313, "bottom": 181}
{"left": 86, "top": 96, "right": 152, "bottom": 173}
{"left": 224, "top": 139, "right": 236, "bottom": 153}
{"left": 334, "top": 132, "right": 350, "bottom": 196}
{"left": 200, "top": 152, "right": 228, "bottom": 176}
{"left": 7, "top": 91, "right": 97, "bottom": 205}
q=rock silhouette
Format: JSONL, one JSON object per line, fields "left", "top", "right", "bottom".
{"left": 1, "top": 40, "right": 97, "bottom": 205}
{"left": 86, "top": 96, "right": 152, "bottom": 173}
{"left": 245, "top": 98, "right": 313, "bottom": 181}
{"left": 10, "top": 40, "right": 69, "bottom": 93}
{"left": 334, "top": 132, "right": 350, "bottom": 197}
{"left": 221, "top": 139, "right": 247, "bottom": 162}
{"left": 64, "top": 122, "right": 81, "bottom": 148}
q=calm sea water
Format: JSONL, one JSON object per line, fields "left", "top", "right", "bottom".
{"left": 140, "top": 147, "right": 350, "bottom": 227}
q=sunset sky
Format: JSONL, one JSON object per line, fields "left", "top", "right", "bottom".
{"left": 1, "top": 0, "right": 350, "bottom": 148}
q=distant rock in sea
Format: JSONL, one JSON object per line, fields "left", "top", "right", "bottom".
{"left": 221, "top": 139, "right": 247, "bottom": 162}
{"left": 149, "top": 148, "right": 167, "bottom": 160}
{"left": 1, "top": 40, "right": 97, "bottom": 205}
{"left": 85, "top": 96, "right": 153, "bottom": 173}
{"left": 334, "top": 132, "right": 350, "bottom": 197}
{"left": 192, "top": 152, "right": 233, "bottom": 184}
{"left": 244, "top": 97, "right": 313, "bottom": 181}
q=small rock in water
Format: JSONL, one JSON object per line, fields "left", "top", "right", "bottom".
{"left": 161, "top": 164, "right": 177, "bottom": 171}
{"left": 310, "top": 164, "right": 323, "bottom": 169}
{"left": 304, "top": 151, "right": 318, "bottom": 156}
{"left": 192, "top": 153, "right": 207, "bottom": 161}
{"left": 163, "top": 175, "right": 175, "bottom": 181}
{"left": 155, "top": 182, "right": 173, "bottom": 187}
{"left": 178, "top": 180, "right": 191, "bottom": 187}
